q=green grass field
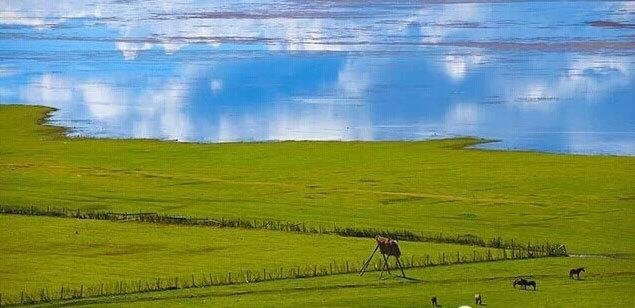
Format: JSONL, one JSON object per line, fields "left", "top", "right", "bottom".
{"left": 1, "top": 105, "right": 633, "bottom": 306}
{"left": 35, "top": 258, "right": 635, "bottom": 307}
{"left": 0, "top": 214, "right": 501, "bottom": 298}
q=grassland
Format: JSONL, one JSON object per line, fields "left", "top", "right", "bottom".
{"left": 0, "top": 214, "right": 501, "bottom": 298}
{"left": 36, "top": 257, "right": 635, "bottom": 307}
{"left": 0, "top": 105, "right": 634, "bottom": 306}
{"left": 1, "top": 105, "right": 633, "bottom": 253}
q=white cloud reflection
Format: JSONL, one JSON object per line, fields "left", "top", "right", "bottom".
{"left": 79, "top": 83, "right": 125, "bottom": 120}
{"left": 443, "top": 53, "right": 486, "bottom": 81}
{"left": 0, "top": 0, "right": 489, "bottom": 58}
{"left": 214, "top": 106, "right": 372, "bottom": 142}
{"left": 23, "top": 74, "right": 74, "bottom": 106}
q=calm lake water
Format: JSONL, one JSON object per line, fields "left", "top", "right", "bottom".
{"left": 1, "top": 1, "right": 634, "bottom": 155}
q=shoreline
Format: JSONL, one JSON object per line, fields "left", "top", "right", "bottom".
{"left": 2, "top": 103, "right": 631, "bottom": 158}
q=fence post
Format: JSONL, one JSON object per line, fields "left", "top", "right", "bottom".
{"left": 80, "top": 285, "right": 83, "bottom": 298}
{"left": 346, "top": 261, "right": 349, "bottom": 272}
{"left": 60, "top": 286, "right": 64, "bottom": 300}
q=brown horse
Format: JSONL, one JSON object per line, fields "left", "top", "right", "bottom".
{"left": 569, "top": 267, "right": 585, "bottom": 279}
{"left": 359, "top": 236, "right": 406, "bottom": 277}
{"left": 513, "top": 277, "right": 537, "bottom": 290}
{"left": 375, "top": 236, "right": 406, "bottom": 277}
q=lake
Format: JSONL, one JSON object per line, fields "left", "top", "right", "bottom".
{"left": 0, "top": 0, "right": 633, "bottom": 155}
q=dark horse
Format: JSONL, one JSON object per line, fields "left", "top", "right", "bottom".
{"left": 569, "top": 267, "right": 585, "bottom": 279}
{"left": 431, "top": 296, "right": 438, "bottom": 307}
{"left": 513, "top": 277, "right": 537, "bottom": 290}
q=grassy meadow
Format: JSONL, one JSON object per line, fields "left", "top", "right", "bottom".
{"left": 0, "top": 105, "right": 634, "bottom": 306}
{"left": 0, "top": 214, "right": 501, "bottom": 298}
{"left": 36, "top": 257, "right": 635, "bottom": 307}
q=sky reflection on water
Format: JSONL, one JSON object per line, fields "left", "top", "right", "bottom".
{"left": 0, "top": 0, "right": 633, "bottom": 155}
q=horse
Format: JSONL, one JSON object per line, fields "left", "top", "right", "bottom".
{"left": 359, "top": 236, "right": 406, "bottom": 278}
{"left": 569, "top": 267, "right": 585, "bottom": 279}
{"left": 513, "top": 277, "right": 537, "bottom": 290}
{"left": 431, "top": 296, "right": 438, "bottom": 307}
{"left": 475, "top": 293, "right": 483, "bottom": 305}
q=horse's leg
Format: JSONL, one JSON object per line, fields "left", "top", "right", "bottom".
{"left": 359, "top": 245, "right": 379, "bottom": 276}
{"left": 379, "top": 254, "right": 389, "bottom": 278}
{"left": 395, "top": 257, "right": 406, "bottom": 277}
{"left": 382, "top": 254, "right": 392, "bottom": 275}
{"left": 379, "top": 260, "right": 385, "bottom": 278}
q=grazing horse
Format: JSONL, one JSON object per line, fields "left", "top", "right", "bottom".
{"left": 375, "top": 236, "right": 406, "bottom": 277}
{"left": 513, "top": 277, "right": 537, "bottom": 290}
{"left": 359, "top": 236, "right": 406, "bottom": 277}
{"left": 569, "top": 267, "right": 585, "bottom": 279}
{"left": 431, "top": 296, "right": 438, "bottom": 307}
{"left": 475, "top": 293, "right": 483, "bottom": 305}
